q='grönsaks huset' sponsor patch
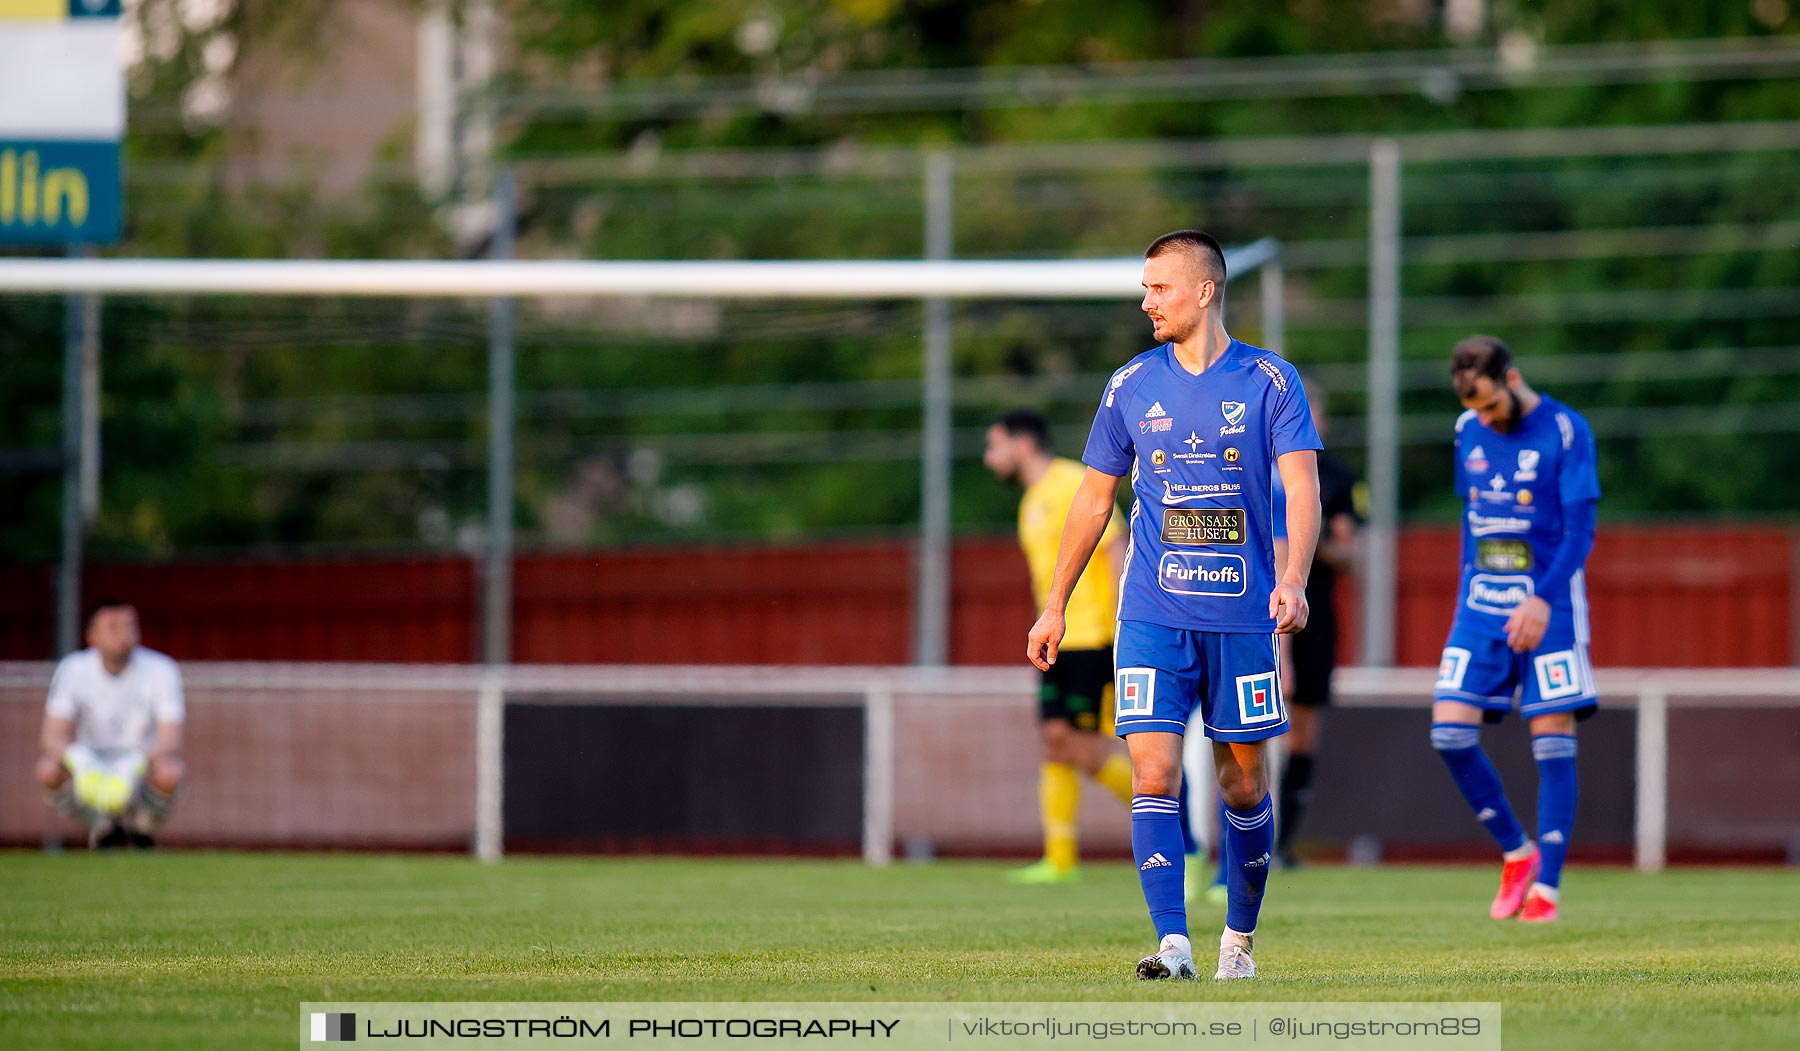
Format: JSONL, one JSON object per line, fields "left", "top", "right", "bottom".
{"left": 1160, "top": 507, "right": 1247, "bottom": 546}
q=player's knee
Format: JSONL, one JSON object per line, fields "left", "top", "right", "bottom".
{"left": 1430, "top": 722, "right": 1482, "bottom": 752}
{"left": 36, "top": 755, "right": 68, "bottom": 789}
{"left": 1132, "top": 762, "right": 1181, "bottom": 797}
{"left": 1217, "top": 771, "right": 1265, "bottom": 810}
{"left": 147, "top": 756, "right": 185, "bottom": 793}
{"left": 1040, "top": 720, "right": 1076, "bottom": 762}
{"left": 1529, "top": 712, "right": 1576, "bottom": 737}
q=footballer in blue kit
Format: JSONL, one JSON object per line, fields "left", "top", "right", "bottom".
{"left": 1027, "top": 230, "right": 1322, "bottom": 982}
{"left": 1429, "top": 335, "right": 1601, "bottom": 926}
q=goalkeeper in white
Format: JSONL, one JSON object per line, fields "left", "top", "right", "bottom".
{"left": 36, "top": 600, "right": 187, "bottom": 849}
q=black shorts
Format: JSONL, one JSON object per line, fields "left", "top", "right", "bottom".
{"left": 1039, "top": 645, "right": 1114, "bottom": 733}
{"left": 1288, "top": 614, "right": 1338, "bottom": 708}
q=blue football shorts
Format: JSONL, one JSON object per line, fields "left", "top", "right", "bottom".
{"left": 1113, "top": 620, "right": 1288, "bottom": 742}
{"left": 1434, "top": 620, "right": 1598, "bottom": 719}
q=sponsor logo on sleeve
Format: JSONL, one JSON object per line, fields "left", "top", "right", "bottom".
{"left": 1158, "top": 552, "right": 1248, "bottom": 597}
{"left": 1236, "top": 671, "right": 1283, "bottom": 725}
{"left": 1254, "top": 358, "right": 1289, "bottom": 392}
{"left": 1104, "top": 361, "right": 1146, "bottom": 407}
{"left": 1466, "top": 574, "right": 1535, "bottom": 614}
{"left": 1160, "top": 507, "right": 1247, "bottom": 544}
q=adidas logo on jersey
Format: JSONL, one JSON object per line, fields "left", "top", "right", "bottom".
{"left": 1541, "top": 830, "right": 1565, "bottom": 845}
{"left": 1139, "top": 852, "right": 1172, "bottom": 871}
{"left": 1144, "top": 402, "right": 1167, "bottom": 419}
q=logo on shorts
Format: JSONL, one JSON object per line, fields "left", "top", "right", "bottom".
{"left": 1116, "top": 668, "right": 1156, "bottom": 717}
{"left": 1534, "top": 650, "right": 1584, "bottom": 701}
{"left": 1236, "top": 671, "right": 1282, "bottom": 725}
{"left": 1436, "top": 647, "right": 1472, "bottom": 691}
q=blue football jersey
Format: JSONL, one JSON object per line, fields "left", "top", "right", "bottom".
{"left": 1083, "top": 339, "right": 1321, "bottom": 633}
{"left": 1453, "top": 393, "right": 1601, "bottom": 639}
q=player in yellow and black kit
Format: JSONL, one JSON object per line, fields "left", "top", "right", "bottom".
{"left": 985, "top": 410, "right": 1138, "bottom": 883}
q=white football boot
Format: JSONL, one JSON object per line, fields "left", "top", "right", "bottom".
{"left": 1214, "top": 930, "right": 1256, "bottom": 979}
{"left": 1136, "top": 933, "right": 1197, "bottom": 980}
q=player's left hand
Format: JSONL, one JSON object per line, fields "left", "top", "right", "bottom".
{"left": 1505, "top": 596, "right": 1552, "bottom": 652}
{"left": 1270, "top": 582, "right": 1309, "bottom": 635}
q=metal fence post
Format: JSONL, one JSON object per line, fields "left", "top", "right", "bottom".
{"left": 475, "top": 668, "right": 505, "bottom": 861}
{"left": 916, "top": 151, "right": 954, "bottom": 666}
{"left": 483, "top": 169, "right": 517, "bottom": 665}
{"left": 57, "top": 244, "right": 99, "bottom": 657}
{"left": 1634, "top": 679, "right": 1669, "bottom": 873}
{"left": 1361, "top": 140, "right": 1402, "bottom": 667}
{"left": 1259, "top": 254, "right": 1286, "bottom": 356}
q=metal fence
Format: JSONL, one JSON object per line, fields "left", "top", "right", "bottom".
{"left": 4, "top": 661, "right": 1796, "bottom": 871}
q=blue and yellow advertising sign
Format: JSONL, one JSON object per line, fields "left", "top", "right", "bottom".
{"left": 0, "top": 0, "right": 124, "bottom": 244}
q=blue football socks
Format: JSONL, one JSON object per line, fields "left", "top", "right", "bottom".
{"left": 1222, "top": 793, "right": 1275, "bottom": 934}
{"left": 1532, "top": 734, "right": 1579, "bottom": 887}
{"left": 1132, "top": 794, "right": 1187, "bottom": 940}
{"left": 1432, "top": 722, "right": 1528, "bottom": 853}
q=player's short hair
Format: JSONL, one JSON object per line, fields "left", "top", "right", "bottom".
{"left": 84, "top": 598, "right": 135, "bottom": 628}
{"left": 990, "top": 409, "right": 1052, "bottom": 451}
{"left": 1450, "top": 335, "right": 1514, "bottom": 400}
{"left": 1145, "top": 230, "right": 1228, "bottom": 291}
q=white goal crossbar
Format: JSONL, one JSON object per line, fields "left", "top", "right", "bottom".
{"left": 0, "top": 240, "right": 1280, "bottom": 298}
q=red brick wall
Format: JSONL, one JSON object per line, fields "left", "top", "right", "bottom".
{"left": 1, "top": 526, "right": 1791, "bottom": 667}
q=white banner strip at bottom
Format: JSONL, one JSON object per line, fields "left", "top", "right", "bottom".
{"left": 300, "top": 1001, "right": 1501, "bottom": 1050}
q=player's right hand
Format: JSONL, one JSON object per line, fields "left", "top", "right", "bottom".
{"left": 1027, "top": 609, "right": 1066, "bottom": 671}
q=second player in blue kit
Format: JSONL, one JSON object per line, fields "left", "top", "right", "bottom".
{"left": 1027, "top": 230, "right": 1322, "bottom": 981}
{"left": 1430, "top": 335, "right": 1601, "bottom": 925}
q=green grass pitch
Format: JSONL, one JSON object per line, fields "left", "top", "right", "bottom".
{"left": 2, "top": 851, "right": 1797, "bottom": 1050}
